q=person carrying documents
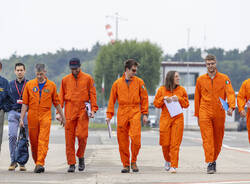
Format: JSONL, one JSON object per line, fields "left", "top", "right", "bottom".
{"left": 237, "top": 78, "right": 250, "bottom": 142}
{"left": 56, "top": 58, "right": 98, "bottom": 172}
{"left": 154, "top": 71, "right": 189, "bottom": 173}
{"left": 106, "top": 59, "right": 149, "bottom": 173}
{"left": 194, "top": 54, "right": 235, "bottom": 174}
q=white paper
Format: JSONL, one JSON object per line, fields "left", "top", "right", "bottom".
{"left": 164, "top": 100, "right": 183, "bottom": 117}
{"left": 85, "top": 102, "right": 92, "bottom": 117}
{"left": 247, "top": 100, "right": 250, "bottom": 108}
{"left": 108, "top": 122, "right": 112, "bottom": 138}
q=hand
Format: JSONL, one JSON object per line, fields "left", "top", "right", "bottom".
{"left": 60, "top": 116, "right": 66, "bottom": 127}
{"left": 164, "top": 96, "right": 172, "bottom": 103}
{"left": 56, "top": 114, "right": 62, "bottom": 122}
{"left": 143, "top": 114, "right": 148, "bottom": 125}
{"left": 247, "top": 101, "right": 250, "bottom": 108}
{"left": 227, "top": 108, "right": 233, "bottom": 116}
{"left": 172, "top": 95, "right": 178, "bottom": 102}
{"left": 106, "top": 118, "right": 111, "bottom": 125}
{"left": 90, "top": 111, "right": 95, "bottom": 118}
{"left": 240, "top": 110, "right": 246, "bottom": 118}
{"left": 197, "top": 117, "right": 200, "bottom": 127}
{"left": 19, "top": 119, "right": 24, "bottom": 128}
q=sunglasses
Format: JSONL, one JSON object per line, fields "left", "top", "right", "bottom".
{"left": 131, "top": 69, "right": 137, "bottom": 72}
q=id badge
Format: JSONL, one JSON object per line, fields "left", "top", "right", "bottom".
{"left": 17, "top": 99, "right": 23, "bottom": 104}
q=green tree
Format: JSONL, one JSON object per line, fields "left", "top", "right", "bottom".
{"left": 94, "top": 40, "right": 163, "bottom": 101}
{"left": 173, "top": 47, "right": 202, "bottom": 61}
{"left": 205, "top": 47, "right": 224, "bottom": 61}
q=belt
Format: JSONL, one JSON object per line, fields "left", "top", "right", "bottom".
{"left": 14, "top": 109, "right": 21, "bottom": 113}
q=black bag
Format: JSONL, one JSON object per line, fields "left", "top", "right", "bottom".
{"left": 14, "top": 127, "right": 29, "bottom": 165}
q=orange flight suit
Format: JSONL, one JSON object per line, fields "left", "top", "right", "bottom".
{"left": 59, "top": 70, "right": 98, "bottom": 165}
{"left": 106, "top": 73, "right": 148, "bottom": 167}
{"left": 237, "top": 78, "right": 250, "bottom": 142}
{"left": 154, "top": 86, "right": 189, "bottom": 168}
{"left": 22, "top": 78, "right": 60, "bottom": 166}
{"left": 194, "top": 72, "right": 235, "bottom": 163}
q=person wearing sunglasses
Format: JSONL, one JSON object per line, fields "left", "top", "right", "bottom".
{"left": 106, "top": 59, "right": 149, "bottom": 173}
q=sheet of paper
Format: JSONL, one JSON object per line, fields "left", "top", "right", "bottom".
{"left": 164, "top": 100, "right": 183, "bottom": 118}
{"left": 108, "top": 122, "right": 112, "bottom": 138}
{"left": 219, "top": 97, "right": 229, "bottom": 111}
{"left": 85, "top": 102, "right": 92, "bottom": 117}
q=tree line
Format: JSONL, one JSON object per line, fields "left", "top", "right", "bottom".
{"left": 0, "top": 41, "right": 249, "bottom": 107}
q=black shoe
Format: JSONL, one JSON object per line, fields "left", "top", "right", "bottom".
{"left": 131, "top": 162, "right": 139, "bottom": 172}
{"left": 121, "top": 166, "right": 130, "bottom": 173}
{"left": 78, "top": 157, "right": 85, "bottom": 171}
{"left": 207, "top": 163, "right": 215, "bottom": 174}
{"left": 67, "top": 164, "right": 75, "bottom": 172}
{"left": 34, "top": 165, "right": 45, "bottom": 173}
{"left": 212, "top": 161, "right": 216, "bottom": 172}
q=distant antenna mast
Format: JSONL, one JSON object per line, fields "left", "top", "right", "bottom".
{"left": 106, "top": 12, "right": 127, "bottom": 41}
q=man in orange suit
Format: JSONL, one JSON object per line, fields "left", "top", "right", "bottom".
{"left": 20, "top": 64, "right": 65, "bottom": 173}
{"left": 237, "top": 78, "right": 250, "bottom": 142}
{"left": 194, "top": 54, "right": 235, "bottom": 174}
{"left": 106, "top": 59, "right": 148, "bottom": 173}
{"left": 56, "top": 58, "right": 98, "bottom": 172}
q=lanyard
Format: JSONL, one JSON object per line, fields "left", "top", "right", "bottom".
{"left": 15, "top": 80, "right": 26, "bottom": 99}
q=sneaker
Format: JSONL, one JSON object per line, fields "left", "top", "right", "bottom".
{"left": 169, "top": 167, "right": 176, "bottom": 173}
{"left": 131, "top": 162, "right": 139, "bottom": 172}
{"left": 8, "top": 162, "right": 18, "bottom": 171}
{"left": 207, "top": 162, "right": 215, "bottom": 174}
{"left": 34, "top": 165, "right": 45, "bottom": 173}
{"left": 212, "top": 161, "right": 216, "bottom": 172}
{"left": 19, "top": 165, "right": 27, "bottom": 171}
{"left": 121, "top": 166, "right": 130, "bottom": 173}
{"left": 67, "top": 164, "right": 75, "bottom": 172}
{"left": 164, "top": 161, "right": 171, "bottom": 171}
{"left": 78, "top": 157, "right": 85, "bottom": 171}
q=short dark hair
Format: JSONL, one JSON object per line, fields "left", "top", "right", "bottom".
{"left": 35, "top": 64, "right": 46, "bottom": 72}
{"left": 0, "top": 62, "right": 2, "bottom": 69}
{"left": 15, "top": 63, "right": 25, "bottom": 70}
{"left": 124, "top": 59, "right": 139, "bottom": 71}
{"left": 205, "top": 54, "right": 216, "bottom": 61}
{"left": 164, "top": 71, "right": 178, "bottom": 91}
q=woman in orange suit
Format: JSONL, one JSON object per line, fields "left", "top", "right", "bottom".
{"left": 154, "top": 71, "right": 189, "bottom": 173}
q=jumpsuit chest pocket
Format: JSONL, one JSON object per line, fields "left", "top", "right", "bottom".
{"left": 40, "top": 90, "right": 52, "bottom": 108}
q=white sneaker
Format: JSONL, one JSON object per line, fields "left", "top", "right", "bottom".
{"left": 164, "top": 161, "right": 170, "bottom": 171}
{"left": 169, "top": 167, "right": 176, "bottom": 173}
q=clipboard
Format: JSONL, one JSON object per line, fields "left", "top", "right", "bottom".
{"left": 219, "top": 97, "right": 229, "bottom": 111}
{"left": 107, "top": 122, "right": 112, "bottom": 138}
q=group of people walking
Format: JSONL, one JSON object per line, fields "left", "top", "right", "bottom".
{"left": 0, "top": 54, "right": 249, "bottom": 175}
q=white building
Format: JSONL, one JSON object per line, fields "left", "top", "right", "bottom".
{"left": 157, "top": 61, "right": 235, "bottom": 127}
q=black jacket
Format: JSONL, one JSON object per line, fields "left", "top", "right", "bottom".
{"left": 0, "top": 76, "right": 14, "bottom": 112}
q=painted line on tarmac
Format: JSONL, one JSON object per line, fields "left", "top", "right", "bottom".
{"left": 190, "top": 180, "right": 250, "bottom": 184}
{"left": 184, "top": 135, "right": 250, "bottom": 154}
{"left": 157, "top": 180, "right": 250, "bottom": 184}
{"left": 222, "top": 144, "right": 250, "bottom": 154}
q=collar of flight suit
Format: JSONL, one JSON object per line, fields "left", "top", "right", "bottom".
{"left": 206, "top": 69, "right": 219, "bottom": 80}
{"left": 35, "top": 77, "right": 48, "bottom": 87}
{"left": 71, "top": 69, "right": 84, "bottom": 79}
{"left": 122, "top": 72, "right": 135, "bottom": 82}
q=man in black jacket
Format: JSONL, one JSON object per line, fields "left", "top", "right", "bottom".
{"left": 0, "top": 61, "right": 13, "bottom": 153}
{"left": 8, "top": 63, "right": 29, "bottom": 171}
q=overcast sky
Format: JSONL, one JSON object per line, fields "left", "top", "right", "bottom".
{"left": 0, "top": 0, "right": 249, "bottom": 59}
